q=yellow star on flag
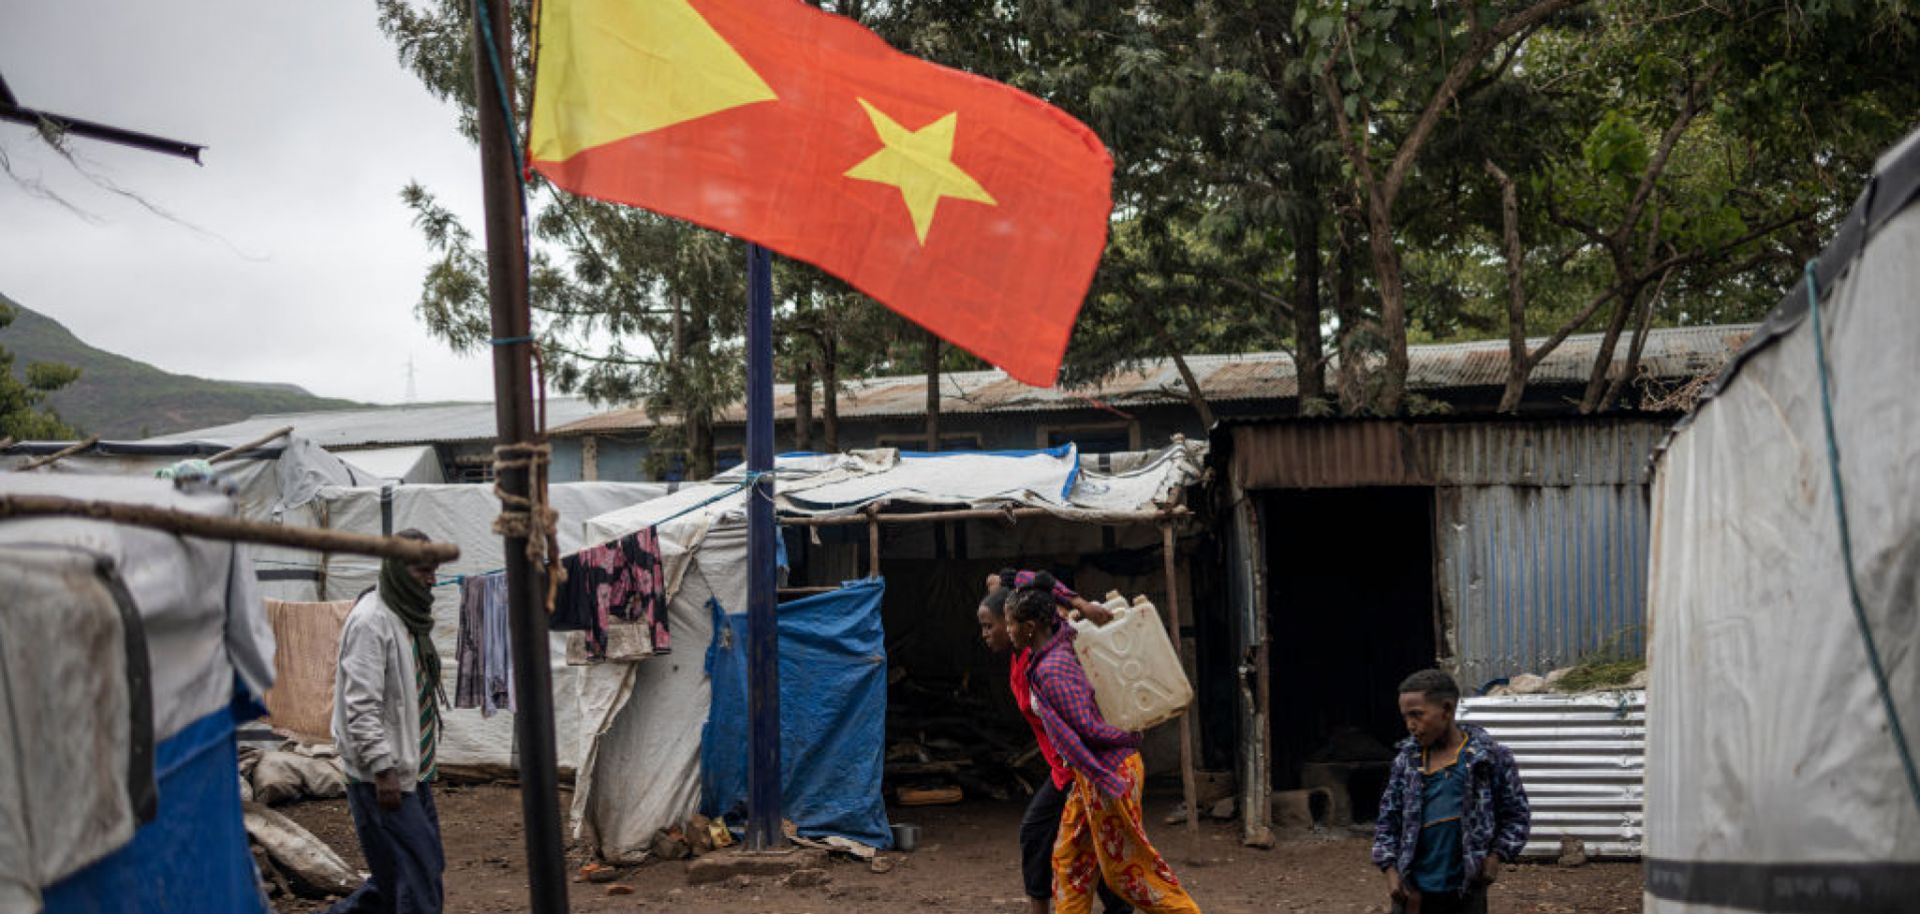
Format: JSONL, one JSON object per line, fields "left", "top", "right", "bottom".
{"left": 844, "top": 98, "right": 997, "bottom": 244}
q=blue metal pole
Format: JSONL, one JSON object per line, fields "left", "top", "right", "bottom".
{"left": 745, "top": 241, "right": 784, "bottom": 850}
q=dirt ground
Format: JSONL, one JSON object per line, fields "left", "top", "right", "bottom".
{"left": 272, "top": 783, "right": 1641, "bottom": 914}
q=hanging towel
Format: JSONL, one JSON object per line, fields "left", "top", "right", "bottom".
{"left": 262, "top": 598, "right": 356, "bottom": 739}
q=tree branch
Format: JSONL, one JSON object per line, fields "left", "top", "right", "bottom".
{"left": 1382, "top": 0, "right": 1587, "bottom": 208}
{"left": 1614, "top": 64, "right": 1720, "bottom": 249}
{"left": 1485, "top": 160, "right": 1530, "bottom": 413}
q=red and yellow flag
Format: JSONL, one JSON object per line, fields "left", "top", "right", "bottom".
{"left": 528, "top": 0, "right": 1114, "bottom": 387}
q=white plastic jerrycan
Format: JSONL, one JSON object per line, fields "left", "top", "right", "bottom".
{"left": 1069, "top": 591, "right": 1194, "bottom": 732}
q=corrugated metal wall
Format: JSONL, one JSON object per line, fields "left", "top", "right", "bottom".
{"left": 1438, "top": 484, "right": 1650, "bottom": 687}
{"left": 1460, "top": 692, "right": 1646, "bottom": 858}
{"left": 1225, "top": 418, "right": 1666, "bottom": 687}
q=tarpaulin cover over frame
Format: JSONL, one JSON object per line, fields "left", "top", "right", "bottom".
{"left": 701, "top": 577, "right": 891, "bottom": 849}
{"left": 0, "top": 474, "right": 273, "bottom": 914}
{"left": 1644, "top": 127, "right": 1920, "bottom": 913}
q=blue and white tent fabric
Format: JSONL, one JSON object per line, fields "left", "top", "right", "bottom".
{"left": 0, "top": 473, "right": 275, "bottom": 914}
{"left": 701, "top": 578, "right": 892, "bottom": 849}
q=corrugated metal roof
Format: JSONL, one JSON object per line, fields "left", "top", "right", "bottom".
{"left": 1229, "top": 417, "right": 1673, "bottom": 489}
{"left": 149, "top": 399, "right": 604, "bottom": 449}
{"left": 554, "top": 324, "right": 1753, "bottom": 435}
{"left": 1460, "top": 692, "right": 1646, "bottom": 858}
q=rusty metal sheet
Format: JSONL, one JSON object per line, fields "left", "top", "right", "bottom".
{"left": 1228, "top": 422, "right": 1428, "bottom": 488}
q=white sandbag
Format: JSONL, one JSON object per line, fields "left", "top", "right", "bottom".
{"left": 250, "top": 750, "right": 347, "bottom": 805}
{"left": 242, "top": 804, "right": 359, "bottom": 897}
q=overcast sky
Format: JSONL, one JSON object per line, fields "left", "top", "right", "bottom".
{"left": 0, "top": 0, "right": 499, "bottom": 404}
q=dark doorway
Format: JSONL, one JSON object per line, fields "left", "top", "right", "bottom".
{"left": 1263, "top": 487, "right": 1436, "bottom": 823}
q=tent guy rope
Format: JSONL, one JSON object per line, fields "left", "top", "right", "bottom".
{"left": 1805, "top": 257, "right": 1920, "bottom": 816}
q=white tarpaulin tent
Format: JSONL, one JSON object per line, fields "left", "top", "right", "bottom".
{"left": 264, "top": 480, "right": 674, "bottom": 772}
{"left": 568, "top": 442, "right": 1204, "bottom": 860}
{"left": 1645, "top": 128, "right": 1920, "bottom": 913}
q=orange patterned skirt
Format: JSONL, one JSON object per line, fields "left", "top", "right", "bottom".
{"left": 1052, "top": 753, "right": 1202, "bottom": 913}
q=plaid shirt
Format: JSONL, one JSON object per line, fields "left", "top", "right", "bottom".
{"left": 1026, "top": 626, "right": 1140, "bottom": 799}
{"left": 1372, "top": 724, "right": 1530, "bottom": 881}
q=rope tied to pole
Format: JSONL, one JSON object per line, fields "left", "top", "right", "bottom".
{"left": 492, "top": 440, "right": 566, "bottom": 609}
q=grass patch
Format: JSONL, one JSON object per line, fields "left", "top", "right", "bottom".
{"left": 1556, "top": 657, "right": 1646, "bottom": 692}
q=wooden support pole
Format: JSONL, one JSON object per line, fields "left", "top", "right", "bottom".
{"left": 1164, "top": 522, "right": 1200, "bottom": 839}
{"left": 0, "top": 493, "right": 460, "bottom": 563}
{"left": 867, "top": 506, "right": 881, "bottom": 578}
{"left": 208, "top": 426, "right": 295, "bottom": 464}
{"left": 16, "top": 435, "right": 100, "bottom": 471}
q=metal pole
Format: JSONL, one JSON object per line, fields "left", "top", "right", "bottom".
{"left": 745, "top": 241, "right": 784, "bottom": 850}
{"left": 470, "top": 1, "right": 568, "bottom": 910}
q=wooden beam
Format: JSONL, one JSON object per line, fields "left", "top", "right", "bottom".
{"left": 781, "top": 504, "right": 1190, "bottom": 528}
{"left": 208, "top": 426, "right": 296, "bottom": 464}
{"left": 15, "top": 435, "right": 100, "bottom": 471}
{"left": 1164, "top": 522, "right": 1200, "bottom": 839}
{"left": 0, "top": 494, "right": 460, "bottom": 563}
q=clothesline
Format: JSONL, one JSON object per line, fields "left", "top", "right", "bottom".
{"left": 439, "top": 470, "right": 772, "bottom": 585}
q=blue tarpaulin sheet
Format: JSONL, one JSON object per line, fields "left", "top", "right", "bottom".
{"left": 701, "top": 577, "right": 892, "bottom": 848}
{"left": 41, "top": 702, "right": 264, "bottom": 914}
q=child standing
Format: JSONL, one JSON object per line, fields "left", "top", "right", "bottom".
{"left": 1373, "top": 669, "right": 1531, "bottom": 914}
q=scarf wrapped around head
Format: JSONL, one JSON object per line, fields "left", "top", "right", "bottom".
{"left": 378, "top": 533, "right": 441, "bottom": 695}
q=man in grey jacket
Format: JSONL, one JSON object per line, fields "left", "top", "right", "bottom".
{"left": 327, "top": 529, "right": 447, "bottom": 914}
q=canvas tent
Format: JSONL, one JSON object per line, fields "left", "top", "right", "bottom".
{"left": 569, "top": 442, "right": 1203, "bottom": 861}
{"left": 0, "top": 435, "right": 679, "bottom": 773}
{"left": 262, "top": 479, "right": 675, "bottom": 772}
{"left": 1645, "top": 127, "right": 1920, "bottom": 912}
{"left": 0, "top": 473, "right": 275, "bottom": 914}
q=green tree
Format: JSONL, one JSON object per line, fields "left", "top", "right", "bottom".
{"left": 0, "top": 303, "right": 81, "bottom": 440}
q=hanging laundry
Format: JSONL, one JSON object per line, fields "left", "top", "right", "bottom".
{"left": 454, "top": 578, "right": 486, "bottom": 711}
{"left": 455, "top": 574, "right": 514, "bottom": 716}
{"left": 479, "top": 573, "right": 514, "bottom": 716}
{"left": 263, "top": 598, "right": 356, "bottom": 739}
{"left": 552, "top": 528, "right": 670, "bottom": 661}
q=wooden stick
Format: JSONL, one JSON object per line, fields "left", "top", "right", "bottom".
{"left": 782, "top": 504, "right": 1190, "bottom": 528}
{"left": 16, "top": 435, "right": 100, "bottom": 471}
{"left": 0, "top": 494, "right": 460, "bottom": 563}
{"left": 867, "top": 506, "right": 881, "bottom": 579}
{"left": 208, "top": 425, "right": 296, "bottom": 464}
{"left": 1164, "top": 522, "right": 1200, "bottom": 839}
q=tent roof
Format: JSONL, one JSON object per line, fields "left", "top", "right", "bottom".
{"left": 584, "top": 441, "right": 1203, "bottom": 550}
{"left": 147, "top": 398, "right": 605, "bottom": 450}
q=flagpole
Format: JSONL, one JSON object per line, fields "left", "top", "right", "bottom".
{"left": 744, "top": 241, "right": 785, "bottom": 850}
{"left": 470, "top": 0, "right": 569, "bottom": 911}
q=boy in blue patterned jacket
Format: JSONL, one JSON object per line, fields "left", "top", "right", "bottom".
{"left": 1372, "top": 670, "right": 1530, "bottom": 914}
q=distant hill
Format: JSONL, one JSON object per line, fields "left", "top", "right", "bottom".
{"left": 0, "top": 293, "right": 361, "bottom": 439}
